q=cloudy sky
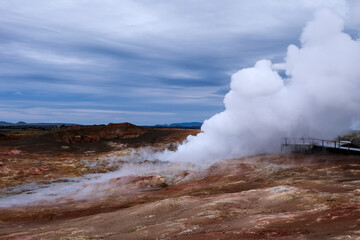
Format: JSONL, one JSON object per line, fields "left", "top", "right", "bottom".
{"left": 0, "top": 0, "right": 358, "bottom": 125}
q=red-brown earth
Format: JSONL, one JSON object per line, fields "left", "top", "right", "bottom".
{"left": 0, "top": 124, "right": 359, "bottom": 239}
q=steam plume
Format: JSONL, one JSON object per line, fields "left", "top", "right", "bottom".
{"left": 161, "top": 9, "right": 360, "bottom": 164}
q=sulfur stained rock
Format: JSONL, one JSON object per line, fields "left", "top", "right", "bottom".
{"left": 0, "top": 166, "right": 11, "bottom": 175}
{"left": 134, "top": 175, "right": 168, "bottom": 189}
{"left": 28, "top": 167, "right": 42, "bottom": 175}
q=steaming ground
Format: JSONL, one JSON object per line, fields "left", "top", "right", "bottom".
{"left": 1, "top": 153, "right": 360, "bottom": 239}
{"left": 158, "top": 9, "right": 360, "bottom": 164}
{"left": 0, "top": 148, "right": 197, "bottom": 208}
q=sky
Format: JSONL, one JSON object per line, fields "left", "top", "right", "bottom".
{"left": 0, "top": 0, "right": 358, "bottom": 125}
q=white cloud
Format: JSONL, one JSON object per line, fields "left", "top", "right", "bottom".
{"left": 17, "top": 49, "right": 91, "bottom": 65}
{"left": 0, "top": 80, "right": 105, "bottom": 95}
{"left": 0, "top": 1, "right": 350, "bottom": 48}
{"left": 131, "top": 86, "right": 225, "bottom": 104}
{"left": 0, "top": 43, "right": 93, "bottom": 66}
{"left": 0, "top": 107, "right": 175, "bottom": 124}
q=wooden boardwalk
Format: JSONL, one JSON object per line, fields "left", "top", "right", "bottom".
{"left": 281, "top": 138, "right": 360, "bottom": 153}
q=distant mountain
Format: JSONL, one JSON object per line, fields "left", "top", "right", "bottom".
{"left": 0, "top": 121, "right": 79, "bottom": 129}
{"left": 155, "top": 122, "right": 202, "bottom": 129}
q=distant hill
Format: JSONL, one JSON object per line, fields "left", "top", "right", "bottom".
{"left": 0, "top": 121, "right": 203, "bottom": 129}
{"left": 0, "top": 122, "right": 200, "bottom": 154}
{"left": 155, "top": 122, "right": 202, "bottom": 129}
{"left": 0, "top": 121, "right": 79, "bottom": 129}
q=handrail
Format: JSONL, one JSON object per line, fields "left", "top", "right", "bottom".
{"left": 281, "top": 137, "right": 360, "bottom": 152}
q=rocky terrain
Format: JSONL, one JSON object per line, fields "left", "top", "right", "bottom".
{"left": 0, "top": 123, "right": 199, "bottom": 189}
{"left": 0, "top": 124, "right": 360, "bottom": 239}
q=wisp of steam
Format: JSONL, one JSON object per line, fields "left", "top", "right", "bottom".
{"left": 160, "top": 9, "right": 360, "bottom": 164}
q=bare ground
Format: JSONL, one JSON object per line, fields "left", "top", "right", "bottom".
{"left": 0, "top": 154, "right": 359, "bottom": 239}
{"left": 0, "top": 125, "right": 360, "bottom": 239}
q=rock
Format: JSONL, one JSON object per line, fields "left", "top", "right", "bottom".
{"left": 29, "top": 167, "right": 41, "bottom": 175}
{"left": 134, "top": 175, "right": 168, "bottom": 189}
{"left": 0, "top": 166, "right": 11, "bottom": 175}
{"left": 9, "top": 150, "right": 21, "bottom": 155}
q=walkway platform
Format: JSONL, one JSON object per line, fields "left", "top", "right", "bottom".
{"left": 281, "top": 138, "right": 360, "bottom": 154}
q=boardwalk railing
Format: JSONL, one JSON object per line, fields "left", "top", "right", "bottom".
{"left": 281, "top": 138, "right": 360, "bottom": 153}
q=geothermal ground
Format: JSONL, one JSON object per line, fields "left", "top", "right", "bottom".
{"left": 0, "top": 124, "right": 360, "bottom": 239}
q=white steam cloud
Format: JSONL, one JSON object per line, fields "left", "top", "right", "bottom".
{"left": 160, "top": 9, "right": 360, "bottom": 164}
